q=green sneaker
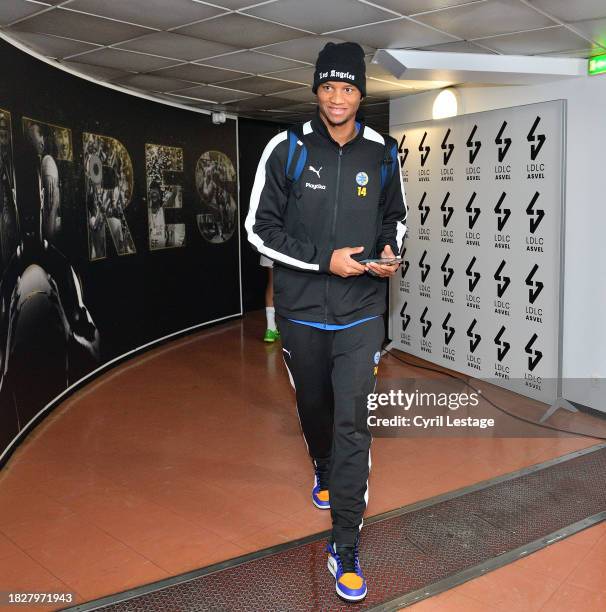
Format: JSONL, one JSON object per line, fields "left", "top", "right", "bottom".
{"left": 263, "top": 328, "right": 280, "bottom": 343}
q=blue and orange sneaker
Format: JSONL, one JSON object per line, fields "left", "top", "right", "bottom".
{"left": 326, "top": 538, "right": 367, "bottom": 601}
{"left": 312, "top": 463, "right": 330, "bottom": 510}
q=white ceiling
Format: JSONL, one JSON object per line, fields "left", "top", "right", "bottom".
{"left": 1, "top": 0, "right": 605, "bottom": 130}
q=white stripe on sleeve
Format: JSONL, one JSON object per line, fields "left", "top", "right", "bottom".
{"left": 245, "top": 131, "right": 320, "bottom": 271}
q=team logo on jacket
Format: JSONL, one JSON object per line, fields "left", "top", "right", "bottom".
{"left": 356, "top": 171, "right": 369, "bottom": 197}
{"left": 356, "top": 172, "right": 369, "bottom": 186}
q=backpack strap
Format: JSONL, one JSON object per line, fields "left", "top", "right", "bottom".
{"left": 285, "top": 124, "right": 307, "bottom": 197}
{"left": 379, "top": 136, "right": 399, "bottom": 205}
{"left": 284, "top": 126, "right": 396, "bottom": 200}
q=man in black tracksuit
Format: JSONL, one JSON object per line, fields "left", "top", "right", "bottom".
{"left": 246, "top": 42, "right": 407, "bottom": 601}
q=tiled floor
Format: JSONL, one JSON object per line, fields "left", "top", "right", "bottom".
{"left": 404, "top": 521, "right": 606, "bottom": 611}
{"left": 0, "top": 312, "right": 604, "bottom": 611}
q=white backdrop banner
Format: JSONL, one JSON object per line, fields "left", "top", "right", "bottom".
{"left": 389, "top": 100, "right": 566, "bottom": 403}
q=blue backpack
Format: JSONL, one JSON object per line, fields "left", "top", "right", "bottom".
{"left": 284, "top": 125, "right": 399, "bottom": 205}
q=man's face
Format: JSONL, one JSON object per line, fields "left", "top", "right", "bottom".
{"left": 55, "top": 129, "right": 71, "bottom": 159}
{"left": 316, "top": 81, "right": 362, "bottom": 127}
{"left": 29, "top": 124, "right": 45, "bottom": 155}
{"left": 150, "top": 187, "right": 161, "bottom": 207}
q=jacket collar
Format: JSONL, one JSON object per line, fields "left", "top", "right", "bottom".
{"left": 309, "top": 107, "right": 365, "bottom": 150}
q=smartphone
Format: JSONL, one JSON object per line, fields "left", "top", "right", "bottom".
{"left": 359, "top": 257, "right": 403, "bottom": 265}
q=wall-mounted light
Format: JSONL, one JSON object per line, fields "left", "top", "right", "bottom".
{"left": 212, "top": 111, "right": 226, "bottom": 125}
{"left": 432, "top": 88, "right": 458, "bottom": 119}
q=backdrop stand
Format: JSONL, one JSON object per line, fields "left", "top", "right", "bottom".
{"left": 381, "top": 340, "right": 395, "bottom": 356}
{"left": 539, "top": 397, "right": 578, "bottom": 424}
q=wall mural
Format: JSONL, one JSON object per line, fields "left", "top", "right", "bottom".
{"left": 0, "top": 38, "right": 240, "bottom": 464}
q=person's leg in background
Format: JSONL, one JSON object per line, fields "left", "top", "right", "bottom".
{"left": 277, "top": 315, "right": 334, "bottom": 505}
{"left": 260, "top": 255, "right": 279, "bottom": 342}
{"left": 326, "top": 316, "right": 385, "bottom": 601}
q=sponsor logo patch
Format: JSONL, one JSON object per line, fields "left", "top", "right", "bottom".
{"left": 305, "top": 182, "right": 326, "bottom": 190}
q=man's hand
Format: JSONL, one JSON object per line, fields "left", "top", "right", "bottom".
{"left": 366, "top": 245, "right": 401, "bottom": 278}
{"left": 330, "top": 246, "right": 367, "bottom": 277}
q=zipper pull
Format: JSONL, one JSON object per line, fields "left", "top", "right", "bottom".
{"left": 339, "top": 147, "right": 343, "bottom": 156}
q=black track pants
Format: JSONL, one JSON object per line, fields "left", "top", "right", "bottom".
{"left": 277, "top": 314, "right": 385, "bottom": 547}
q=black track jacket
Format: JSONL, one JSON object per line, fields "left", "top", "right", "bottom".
{"left": 246, "top": 112, "right": 408, "bottom": 326}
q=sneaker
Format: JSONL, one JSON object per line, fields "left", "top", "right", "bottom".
{"left": 326, "top": 539, "right": 367, "bottom": 601}
{"left": 312, "top": 463, "right": 330, "bottom": 510}
{"left": 263, "top": 328, "right": 280, "bottom": 342}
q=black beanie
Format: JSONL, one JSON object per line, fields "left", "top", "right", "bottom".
{"left": 312, "top": 42, "right": 366, "bottom": 98}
